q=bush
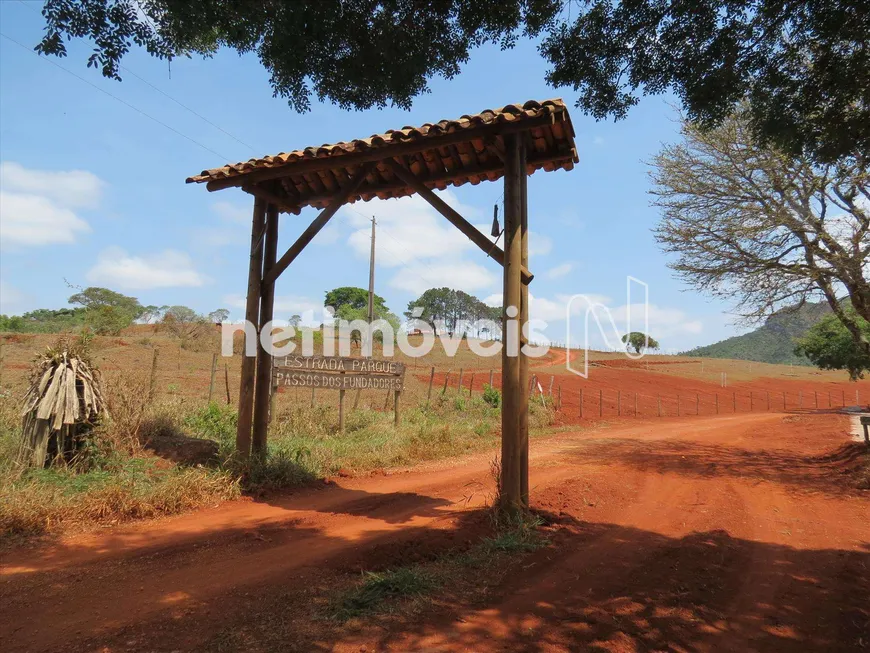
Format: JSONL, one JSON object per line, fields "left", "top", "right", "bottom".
{"left": 482, "top": 384, "right": 501, "bottom": 408}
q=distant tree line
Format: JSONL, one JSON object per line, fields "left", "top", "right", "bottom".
{"left": 404, "top": 288, "right": 500, "bottom": 338}
{"left": 0, "top": 286, "right": 229, "bottom": 338}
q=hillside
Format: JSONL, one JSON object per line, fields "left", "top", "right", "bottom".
{"left": 685, "top": 302, "right": 832, "bottom": 365}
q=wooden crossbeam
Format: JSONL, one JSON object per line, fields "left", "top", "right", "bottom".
{"left": 385, "top": 159, "right": 534, "bottom": 285}
{"left": 299, "top": 151, "right": 574, "bottom": 208}
{"left": 242, "top": 184, "right": 297, "bottom": 214}
{"left": 262, "top": 163, "right": 373, "bottom": 288}
{"left": 204, "top": 113, "right": 562, "bottom": 192}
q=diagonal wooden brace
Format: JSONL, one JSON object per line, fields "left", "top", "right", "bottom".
{"left": 262, "top": 163, "right": 373, "bottom": 288}
{"left": 385, "top": 158, "right": 534, "bottom": 284}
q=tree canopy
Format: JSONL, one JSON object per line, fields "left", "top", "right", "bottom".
{"left": 795, "top": 308, "right": 870, "bottom": 381}
{"left": 68, "top": 286, "right": 144, "bottom": 334}
{"left": 324, "top": 286, "right": 389, "bottom": 318}
{"left": 621, "top": 332, "right": 659, "bottom": 354}
{"left": 35, "top": 0, "right": 870, "bottom": 162}
{"left": 406, "top": 288, "right": 499, "bottom": 336}
{"left": 652, "top": 109, "right": 870, "bottom": 358}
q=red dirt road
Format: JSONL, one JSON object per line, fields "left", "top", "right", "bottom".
{"left": 2, "top": 411, "right": 868, "bottom": 652}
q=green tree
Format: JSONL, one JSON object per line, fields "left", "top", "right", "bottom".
{"left": 622, "top": 332, "right": 660, "bottom": 354}
{"left": 325, "top": 287, "right": 389, "bottom": 316}
{"left": 208, "top": 308, "right": 230, "bottom": 324}
{"left": 68, "top": 287, "right": 143, "bottom": 335}
{"left": 35, "top": 0, "right": 868, "bottom": 162}
{"left": 406, "top": 287, "right": 496, "bottom": 336}
{"left": 795, "top": 309, "right": 870, "bottom": 381}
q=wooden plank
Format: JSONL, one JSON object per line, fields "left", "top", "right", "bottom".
{"left": 203, "top": 113, "right": 564, "bottom": 192}
{"left": 275, "top": 370, "right": 405, "bottom": 391}
{"left": 385, "top": 158, "right": 534, "bottom": 285}
{"left": 274, "top": 355, "right": 404, "bottom": 375}
{"left": 262, "top": 164, "right": 373, "bottom": 287}
{"left": 242, "top": 184, "right": 297, "bottom": 214}
{"left": 518, "top": 139, "right": 529, "bottom": 506}
{"left": 236, "top": 196, "right": 266, "bottom": 459}
{"left": 252, "top": 203, "right": 279, "bottom": 457}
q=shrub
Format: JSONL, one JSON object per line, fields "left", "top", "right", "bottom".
{"left": 482, "top": 384, "right": 501, "bottom": 408}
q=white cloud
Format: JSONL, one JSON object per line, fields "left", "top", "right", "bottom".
{"left": 546, "top": 262, "right": 574, "bottom": 279}
{"left": 390, "top": 261, "right": 498, "bottom": 295}
{"left": 0, "top": 191, "right": 91, "bottom": 247}
{"left": 1, "top": 161, "right": 104, "bottom": 209}
{"left": 87, "top": 247, "right": 206, "bottom": 290}
{"left": 484, "top": 291, "right": 612, "bottom": 323}
{"left": 211, "top": 200, "right": 251, "bottom": 225}
{"left": 224, "top": 293, "right": 326, "bottom": 326}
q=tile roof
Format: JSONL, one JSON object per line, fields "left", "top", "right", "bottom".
{"left": 187, "top": 99, "right": 577, "bottom": 213}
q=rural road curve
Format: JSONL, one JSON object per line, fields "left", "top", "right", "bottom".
{"left": 1, "top": 410, "right": 867, "bottom": 651}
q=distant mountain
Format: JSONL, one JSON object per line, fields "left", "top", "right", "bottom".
{"left": 685, "top": 302, "right": 832, "bottom": 365}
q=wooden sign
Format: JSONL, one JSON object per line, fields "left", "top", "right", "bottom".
{"left": 273, "top": 355, "right": 405, "bottom": 390}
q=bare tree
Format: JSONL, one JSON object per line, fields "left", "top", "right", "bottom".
{"left": 652, "top": 109, "right": 870, "bottom": 356}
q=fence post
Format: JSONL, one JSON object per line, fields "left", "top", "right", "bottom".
{"left": 469, "top": 372, "right": 475, "bottom": 397}
{"left": 426, "top": 366, "right": 435, "bottom": 408}
{"left": 828, "top": 391, "right": 832, "bottom": 408}
{"left": 311, "top": 386, "right": 316, "bottom": 407}
{"left": 394, "top": 390, "right": 401, "bottom": 426}
{"left": 442, "top": 369, "right": 451, "bottom": 394}
{"left": 814, "top": 391, "right": 818, "bottom": 408}
{"left": 548, "top": 375, "right": 555, "bottom": 397}
{"left": 696, "top": 393, "right": 700, "bottom": 416}
{"left": 617, "top": 390, "right": 622, "bottom": 416}
{"left": 148, "top": 347, "right": 159, "bottom": 401}
{"left": 657, "top": 395, "right": 662, "bottom": 417}
{"left": 842, "top": 389, "right": 845, "bottom": 406}
{"left": 766, "top": 391, "right": 770, "bottom": 411}
{"left": 339, "top": 387, "right": 346, "bottom": 432}
{"left": 457, "top": 368, "right": 464, "bottom": 394}
{"left": 750, "top": 392, "right": 753, "bottom": 411}
{"left": 208, "top": 352, "right": 218, "bottom": 403}
{"left": 634, "top": 392, "right": 638, "bottom": 417}
{"left": 489, "top": 369, "right": 494, "bottom": 388}
{"left": 580, "top": 389, "right": 584, "bottom": 418}
{"left": 224, "top": 363, "right": 231, "bottom": 404}
{"left": 733, "top": 392, "right": 736, "bottom": 412}
{"left": 558, "top": 385, "right": 562, "bottom": 411}
{"left": 716, "top": 394, "right": 719, "bottom": 415}
{"left": 599, "top": 389, "right": 603, "bottom": 417}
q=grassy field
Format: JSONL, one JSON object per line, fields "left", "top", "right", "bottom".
{"left": 0, "top": 328, "right": 555, "bottom": 540}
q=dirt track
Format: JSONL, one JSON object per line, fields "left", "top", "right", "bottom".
{"left": 2, "top": 411, "right": 868, "bottom": 652}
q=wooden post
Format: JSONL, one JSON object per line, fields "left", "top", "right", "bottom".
{"left": 548, "top": 375, "right": 555, "bottom": 397}
{"left": 750, "top": 392, "right": 754, "bottom": 411}
{"left": 338, "top": 371, "right": 346, "bottom": 432}
{"left": 236, "top": 196, "right": 266, "bottom": 459}
{"left": 458, "top": 368, "right": 464, "bottom": 394}
{"left": 617, "top": 390, "right": 621, "bottom": 416}
{"left": 311, "top": 386, "right": 316, "bottom": 407}
{"left": 148, "top": 347, "right": 159, "bottom": 402}
{"left": 696, "top": 393, "right": 700, "bottom": 416}
{"left": 384, "top": 389, "right": 391, "bottom": 410}
{"left": 394, "top": 390, "right": 401, "bottom": 426}
{"left": 783, "top": 391, "right": 787, "bottom": 411}
{"left": 529, "top": 374, "right": 537, "bottom": 397}
{"left": 252, "top": 203, "right": 279, "bottom": 458}
{"left": 207, "top": 352, "right": 218, "bottom": 403}
{"left": 489, "top": 369, "right": 494, "bottom": 388}
{"left": 558, "top": 385, "right": 563, "bottom": 411}
{"left": 733, "top": 392, "right": 736, "bottom": 412}
{"left": 599, "top": 389, "right": 603, "bottom": 417}
{"left": 841, "top": 389, "right": 845, "bottom": 406}
{"left": 512, "top": 131, "right": 530, "bottom": 498}
{"left": 224, "top": 363, "right": 231, "bottom": 404}
{"left": 766, "top": 391, "right": 770, "bottom": 411}
{"left": 814, "top": 391, "right": 818, "bottom": 408}
{"left": 353, "top": 387, "right": 362, "bottom": 410}
{"left": 579, "top": 389, "right": 584, "bottom": 418}
{"left": 442, "top": 369, "right": 451, "bottom": 394}
{"left": 500, "top": 132, "right": 524, "bottom": 510}
{"left": 426, "top": 366, "right": 435, "bottom": 408}
{"left": 827, "top": 391, "right": 831, "bottom": 408}
{"left": 469, "top": 372, "right": 475, "bottom": 397}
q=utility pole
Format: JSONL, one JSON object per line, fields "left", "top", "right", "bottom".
{"left": 367, "top": 216, "right": 376, "bottom": 323}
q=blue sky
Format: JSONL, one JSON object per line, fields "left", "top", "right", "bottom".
{"left": 0, "top": 1, "right": 749, "bottom": 352}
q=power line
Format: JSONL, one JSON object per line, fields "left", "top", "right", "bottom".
{"left": 0, "top": 31, "right": 229, "bottom": 161}
{"left": 14, "top": 0, "right": 255, "bottom": 153}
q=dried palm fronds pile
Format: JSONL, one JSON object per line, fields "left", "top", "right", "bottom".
{"left": 19, "top": 343, "right": 105, "bottom": 467}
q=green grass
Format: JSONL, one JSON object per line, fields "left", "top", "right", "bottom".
{"left": 328, "top": 512, "right": 550, "bottom": 622}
